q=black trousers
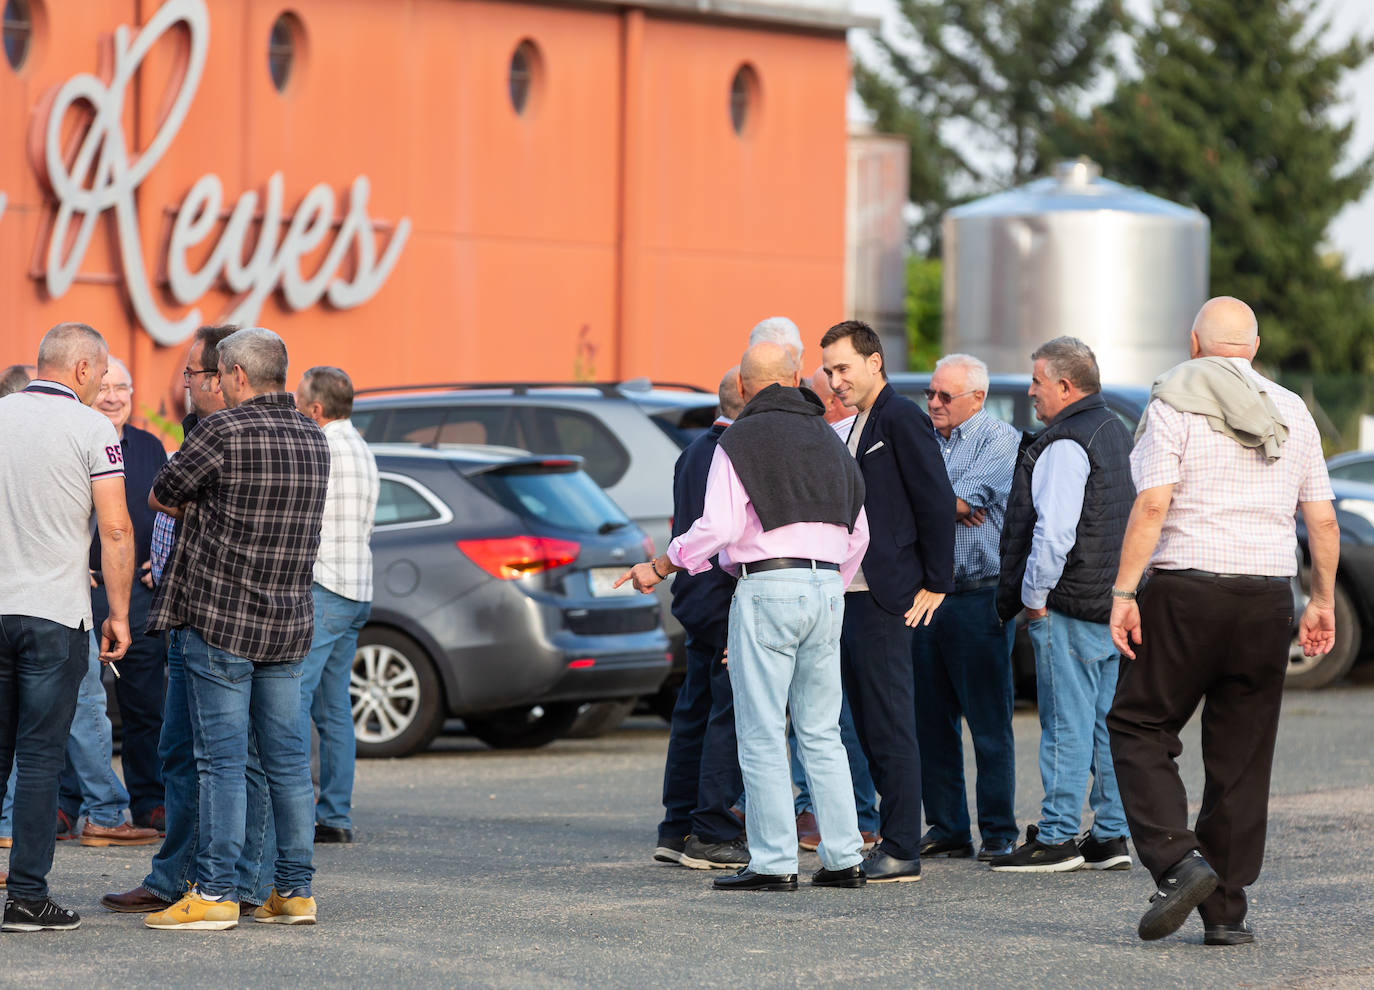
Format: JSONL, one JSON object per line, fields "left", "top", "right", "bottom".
{"left": 1107, "top": 570, "right": 1293, "bottom": 925}
{"left": 841, "top": 591, "right": 922, "bottom": 861}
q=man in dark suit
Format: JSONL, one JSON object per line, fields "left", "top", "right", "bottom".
{"left": 654, "top": 367, "right": 747, "bottom": 871}
{"left": 819, "top": 320, "right": 956, "bottom": 882}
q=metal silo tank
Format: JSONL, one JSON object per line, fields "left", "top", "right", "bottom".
{"left": 942, "top": 159, "right": 1209, "bottom": 386}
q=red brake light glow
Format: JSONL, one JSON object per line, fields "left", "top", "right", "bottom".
{"left": 457, "top": 536, "right": 580, "bottom": 580}
{"left": 567, "top": 658, "right": 596, "bottom": 669}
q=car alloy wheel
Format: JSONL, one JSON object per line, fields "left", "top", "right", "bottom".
{"left": 351, "top": 628, "right": 446, "bottom": 757}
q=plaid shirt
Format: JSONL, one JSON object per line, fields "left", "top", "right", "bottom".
{"left": 147, "top": 392, "right": 330, "bottom": 662}
{"left": 149, "top": 510, "right": 175, "bottom": 585}
{"left": 314, "top": 418, "right": 380, "bottom": 602}
{"left": 1131, "top": 359, "right": 1333, "bottom": 576}
{"left": 937, "top": 409, "right": 1021, "bottom": 584}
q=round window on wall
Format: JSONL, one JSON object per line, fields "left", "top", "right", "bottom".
{"left": 508, "top": 40, "right": 543, "bottom": 116}
{"left": 268, "top": 12, "right": 303, "bottom": 94}
{"left": 3, "top": 0, "right": 33, "bottom": 72}
{"left": 730, "top": 64, "right": 760, "bottom": 136}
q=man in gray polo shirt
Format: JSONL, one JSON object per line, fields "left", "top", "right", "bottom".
{"left": 0, "top": 322, "right": 135, "bottom": 932}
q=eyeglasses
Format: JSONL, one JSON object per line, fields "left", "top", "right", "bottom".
{"left": 923, "top": 388, "right": 978, "bottom": 405}
{"left": 183, "top": 367, "right": 219, "bottom": 382}
{"left": 97, "top": 384, "right": 132, "bottom": 397}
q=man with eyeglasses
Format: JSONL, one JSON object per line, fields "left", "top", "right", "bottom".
{"left": 912, "top": 355, "right": 1021, "bottom": 865}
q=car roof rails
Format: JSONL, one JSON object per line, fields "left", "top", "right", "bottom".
{"left": 354, "top": 380, "right": 711, "bottom": 398}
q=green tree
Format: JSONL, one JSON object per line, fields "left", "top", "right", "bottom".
{"left": 854, "top": 0, "right": 1127, "bottom": 253}
{"left": 906, "top": 257, "right": 943, "bottom": 371}
{"left": 1045, "top": 0, "right": 1374, "bottom": 372}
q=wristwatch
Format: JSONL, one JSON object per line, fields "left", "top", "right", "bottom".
{"left": 1111, "top": 588, "right": 1136, "bottom": 601}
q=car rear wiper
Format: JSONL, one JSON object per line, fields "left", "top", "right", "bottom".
{"left": 598, "top": 520, "right": 629, "bottom": 534}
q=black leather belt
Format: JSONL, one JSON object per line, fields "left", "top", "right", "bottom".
{"left": 739, "top": 557, "right": 840, "bottom": 576}
{"left": 1151, "top": 568, "right": 1290, "bottom": 587}
{"left": 953, "top": 576, "right": 999, "bottom": 593}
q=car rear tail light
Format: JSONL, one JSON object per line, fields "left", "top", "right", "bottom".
{"left": 567, "top": 658, "right": 596, "bottom": 669}
{"left": 457, "top": 536, "right": 580, "bottom": 579}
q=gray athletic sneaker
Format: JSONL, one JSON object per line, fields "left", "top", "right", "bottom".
{"left": 679, "top": 835, "right": 749, "bottom": 870}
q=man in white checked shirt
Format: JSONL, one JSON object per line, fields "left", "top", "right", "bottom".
{"left": 295, "top": 367, "right": 380, "bottom": 844}
{"left": 1106, "top": 296, "right": 1340, "bottom": 947}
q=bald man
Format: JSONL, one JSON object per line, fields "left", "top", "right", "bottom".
{"left": 1106, "top": 296, "right": 1339, "bottom": 946}
{"left": 622, "top": 342, "right": 870, "bottom": 891}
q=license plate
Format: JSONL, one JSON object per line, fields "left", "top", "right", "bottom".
{"left": 589, "top": 566, "right": 638, "bottom": 597}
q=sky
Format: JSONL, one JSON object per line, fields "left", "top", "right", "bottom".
{"left": 846, "top": 0, "right": 1374, "bottom": 275}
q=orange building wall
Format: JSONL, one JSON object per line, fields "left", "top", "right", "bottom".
{"left": 0, "top": 0, "right": 850, "bottom": 435}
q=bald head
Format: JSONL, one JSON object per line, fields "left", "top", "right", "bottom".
{"left": 718, "top": 366, "right": 744, "bottom": 420}
{"left": 739, "top": 341, "right": 800, "bottom": 402}
{"left": 1191, "top": 296, "right": 1259, "bottom": 359}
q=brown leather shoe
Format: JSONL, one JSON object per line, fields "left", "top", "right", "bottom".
{"left": 861, "top": 831, "right": 880, "bottom": 851}
{"left": 796, "top": 811, "right": 821, "bottom": 851}
{"left": 80, "top": 821, "right": 160, "bottom": 847}
{"left": 100, "top": 885, "right": 172, "bottom": 913}
{"left": 0, "top": 836, "right": 11, "bottom": 848}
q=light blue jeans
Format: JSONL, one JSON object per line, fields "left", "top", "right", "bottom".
{"left": 299, "top": 584, "right": 370, "bottom": 830}
{"left": 1027, "top": 610, "right": 1128, "bottom": 845}
{"left": 1, "top": 631, "right": 128, "bottom": 836}
{"left": 727, "top": 567, "right": 863, "bottom": 876}
{"left": 182, "top": 629, "right": 315, "bottom": 900}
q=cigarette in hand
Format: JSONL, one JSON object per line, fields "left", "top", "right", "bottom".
{"left": 109, "top": 662, "right": 121, "bottom": 679}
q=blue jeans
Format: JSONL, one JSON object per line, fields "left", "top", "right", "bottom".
{"left": 144, "top": 629, "right": 274, "bottom": 904}
{"left": 0, "top": 614, "right": 87, "bottom": 900}
{"left": 182, "top": 629, "right": 314, "bottom": 899}
{"left": 1028, "top": 610, "right": 1127, "bottom": 844}
{"left": 299, "top": 585, "right": 369, "bottom": 831}
{"left": 92, "top": 581, "right": 165, "bottom": 819}
{"left": 658, "top": 635, "right": 743, "bottom": 845}
{"left": 728, "top": 567, "right": 862, "bottom": 876}
{"left": 788, "top": 690, "right": 880, "bottom": 833}
{"left": 912, "top": 586, "right": 1018, "bottom": 846}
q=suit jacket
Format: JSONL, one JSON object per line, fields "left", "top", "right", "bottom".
{"left": 668, "top": 422, "right": 735, "bottom": 647}
{"left": 851, "top": 383, "right": 956, "bottom": 614}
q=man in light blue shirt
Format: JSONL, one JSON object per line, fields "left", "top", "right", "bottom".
{"left": 913, "top": 354, "right": 1022, "bottom": 863}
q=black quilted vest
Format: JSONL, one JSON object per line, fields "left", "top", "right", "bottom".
{"left": 996, "top": 394, "right": 1135, "bottom": 623}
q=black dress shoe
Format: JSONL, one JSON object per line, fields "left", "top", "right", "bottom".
{"left": 1138, "top": 850, "right": 1219, "bottom": 941}
{"left": 919, "top": 831, "right": 974, "bottom": 859}
{"left": 712, "top": 869, "right": 798, "bottom": 892}
{"left": 1204, "top": 921, "right": 1255, "bottom": 946}
{"left": 861, "top": 847, "right": 921, "bottom": 883}
{"left": 812, "top": 865, "right": 866, "bottom": 888}
{"left": 977, "top": 840, "right": 1016, "bottom": 862}
{"left": 314, "top": 824, "right": 353, "bottom": 844}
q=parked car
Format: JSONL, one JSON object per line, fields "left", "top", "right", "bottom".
{"left": 351, "top": 381, "right": 719, "bottom": 723}
{"left": 889, "top": 371, "right": 1373, "bottom": 690}
{"left": 353, "top": 445, "right": 671, "bottom": 756}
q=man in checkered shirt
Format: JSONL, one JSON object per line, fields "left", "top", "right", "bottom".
{"left": 145, "top": 327, "right": 329, "bottom": 931}
{"left": 1106, "top": 296, "right": 1340, "bottom": 947}
{"left": 292, "top": 366, "right": 379, "bottom": 845}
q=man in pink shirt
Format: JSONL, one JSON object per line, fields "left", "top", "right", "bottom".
{"left": 618, "top": 342, "right": 870, "bottom": 891}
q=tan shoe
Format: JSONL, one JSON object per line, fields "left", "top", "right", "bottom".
{"left": 796, "top": 811, "right": 821, "bottom": 851}
{"left": 0, "top": 836, "right": 11, "bottom": 848}
{"left": 80, "top": 821, "right": 160, "bottom": 847}
{"left": 252, "top": 888, "right": 317, "bottom": 925}
{"left": 145, "top": 891, "right": 239, "bottom": 931}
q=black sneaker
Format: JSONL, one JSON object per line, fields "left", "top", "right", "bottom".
{"left": 2, "top": 896, "right": 81, "bottom": 931}
{"left": 679, "top": 835, "right": 749, "bottom": 870}
{"left": 1138, "top": 850, "right": 1219, "bottom": 941}
{"left": 653, "top": 834, "right": 687, "bottom": 865}
{"left": 989, "top": 825, "right": 1085, "bottom": 873}
{"left": 1079, "top": 834, "right": 1132, "bottom": 870}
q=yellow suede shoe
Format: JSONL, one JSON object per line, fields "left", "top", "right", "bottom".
{"left": 252, "top": 888, "right": 317, "bottom": 925}
{"left": 144, "top": 891, "right": 239, "bottom": 931}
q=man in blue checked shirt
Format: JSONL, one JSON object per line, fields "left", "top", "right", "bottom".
{"left": 912, "top": 354, "right": 1022, "bottom": 864}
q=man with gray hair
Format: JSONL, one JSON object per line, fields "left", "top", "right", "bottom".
{"left": 991, "top": 337, "right": 1135, "bottom": 874}
{"left": 144, "top": 327, "right": 329, "bottom": 931}
{"left": 0, "top": 323, "right": 133, "bottom": 931}
{"left": 914, "top": 353, "right": 1022, "bottom": 864}
{"left": 749, "top": 316, "right": 804, "bottom": 368}
{"left": 0, "top": 364, "right": 34, "bottom": 397}
{"left": 293, "top": 366, "right": 379, "bottom": 845}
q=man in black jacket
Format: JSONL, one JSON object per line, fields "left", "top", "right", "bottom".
{"left": 654, "top": 367, "right": 747, "bottom": 871}
{"left": 820, "top": 320, "right": 956, "bottom": 882}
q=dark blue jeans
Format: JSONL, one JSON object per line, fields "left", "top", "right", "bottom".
{"left": 0, "top": 614, "right": 88, "bottom": 900}
{"left": 911, "top": 586, "right": 1018, "bottom": 847}
{"left": 92, "top": 581, "right": 165, "bottom": 819}
{"left": 788, "top": 690, "right": 880, "bottom": 833}
{"left": 840, "top": 591, "right": 923, "bottom": 862}
{"left": 657, "top": 635, "right": 743, "bottom": 845}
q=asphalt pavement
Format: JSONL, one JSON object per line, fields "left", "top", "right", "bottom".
{"left": 4, "top": 674, "right": 1373, "bottom": 989}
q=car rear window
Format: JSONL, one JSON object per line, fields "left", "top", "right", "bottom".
{"left": 647, "top": 402, "right": 719, "bottom": 450}
{"left": 469, "top": 464, "right": 631, "bottom": 534}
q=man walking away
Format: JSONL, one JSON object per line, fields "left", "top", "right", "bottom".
{"left": 1107, "top": 296, "right": 1338, "bottom": 945}
{"left": 294, "top": 366, "right": 379, "bottom": 844}
{"left": 991, "top": 337, "right": 1134, "bottom": 874}
{"left": 0, "top": 323, "right": 134, "bottom": 931}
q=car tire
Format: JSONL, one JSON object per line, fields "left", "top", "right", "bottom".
{"left": 463, "top": 703, "right": 581, "bottom": 749}
{"left": 566, "top": 698, "right": 638, "bottom": 739}
{"left": 351, "top": 628, "right": 447, "bottom": 758}
{"left": 1287, "top": 573, "right": 1362, "bottom": 689}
